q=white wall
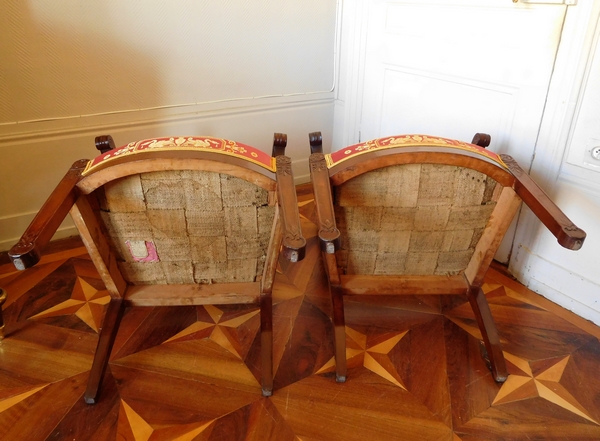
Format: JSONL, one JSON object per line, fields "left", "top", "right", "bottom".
{"left": 0, "top": 1, "right": 338, "bottom": 251}
{"left": 511, "top": 1, "right": 600, "bottom": 324}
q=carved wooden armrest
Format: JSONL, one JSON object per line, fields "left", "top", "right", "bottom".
{"left": 273, "top": 134, "right": 306, "bottom": 262}
{"left": 308, "top": 132, "right": 340, "bottom": 253}
{"left": 500, "top": 154, "right": 586, "bottom": 250}
{"left": 9, "top": 159, "right": 88, "bottom": 270}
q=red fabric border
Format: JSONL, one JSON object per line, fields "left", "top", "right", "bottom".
{"left": 83, "top": 137, "right": 275, "bottom": 176}
{"left": 326, "top": 135, "right": 507, "bottom": 169}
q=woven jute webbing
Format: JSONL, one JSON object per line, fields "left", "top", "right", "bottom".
{"left": 334, "top": 164, "right": 498, "bottom": 276}
{"left": 95, "top": 170, "right": 275, "bottom": 285}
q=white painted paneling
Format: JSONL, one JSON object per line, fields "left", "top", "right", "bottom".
{"left": 358, "top": 0, "right": 566, "bottom": 168}
{"left": 337, "top": 0, "right": 569, "bottom": 263}
{"left": 563, "top": 14, "right": 600, "bottom": 187}
{"left": 378, "top": 70, "right": 515, "bottom": 148}
{"left": 509, "top": 0, "right": 600, "bottom": 324}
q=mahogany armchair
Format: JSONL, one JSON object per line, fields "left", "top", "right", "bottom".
{"left": 308, "top": 132, "right": 586, "bottom": 384}
{"left": 9, "top": 134, "right": 306, "bottom": 403}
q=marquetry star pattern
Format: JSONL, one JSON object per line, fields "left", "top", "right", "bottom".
{"left": 0, "top": 385, "right": 48, "bottom": 414}
{"left": 3, "top": 211, "right": 600, "bottom": 439}
{"left": 28, "top": 276, "right": 110, "bottom": 332}
{"left": 162, "top": 304, "right": 260, "bottom": 360}
{"left": 119, "top": 400, "right": 214, "bottom": 441}
{"left": 317, "top": 326, "right": 408, "bottom": 389}
{"left": 493, "top": 352, "right": 599, "bottom": 424}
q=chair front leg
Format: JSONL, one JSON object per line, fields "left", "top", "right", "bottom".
{"left": 260, "top": 292, "right": 274, "bottom": 396}
{"left": 322, "top": 252, "right": 346, "bottom": 383}
{"left": 467, "top": 285, "right": 507, "bottom": 383}
{"left": 331, "top": 283, "right": 347, "bottom": 383}
{"left": 84, "top": 298, "right": 125, "bottom": 404}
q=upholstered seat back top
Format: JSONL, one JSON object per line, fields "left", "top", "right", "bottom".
{"left": 77, "top": 137, "right": 285, "bottom": 286}
{"left": 96, "top": 169, "right": 276, "bottom": 285}
{"left": 82, "top": 136, "right": 277, "bottom": 176}
{"left": 334, "top": 163, "right": 499, "bottom": 276}
{"left": 325, "top": 134, "right": 507, "bottom": 170}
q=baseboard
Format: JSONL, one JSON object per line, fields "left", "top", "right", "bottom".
{"left": 512, "top": 248, "right": 600, "bottom": 325}
{"left": 0, "top": 223, "right": 78, "bottom": 254}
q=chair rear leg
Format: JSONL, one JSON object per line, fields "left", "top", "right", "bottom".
{"left": 331, "top": 285, "right": 347, "bottom": 382}
{"left": 84, "top": 298, "right": 124, "bottom": 404}
{"left": 467, "top": 286, "right": 507, "bottom": 383}
{"left": 0, "top": 288, "right": 7, "bottom": 340}
{"left": 260, "top": 293, "right": 273, "bottom": 396}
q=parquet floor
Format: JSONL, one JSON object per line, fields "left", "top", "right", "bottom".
{"left": 1, "top": 196, "right": 600, "bottom": 440}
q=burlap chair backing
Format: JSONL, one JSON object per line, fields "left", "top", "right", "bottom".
{"left": 333, "top": 163, "right": 498, "bottom": 276}
{"left": 95, "top": 169, "right": 275, "bottom": 285}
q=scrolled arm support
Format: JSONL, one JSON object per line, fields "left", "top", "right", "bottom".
{"left": 309, "top": 132, "right": 323, "bottom": 154}
{"left": 275, "top": 155, "right": 306, "bottom": 262}
{"left": 95, "top": 135, "right": 116, "bottom": 154}
{"left": 272, "top": 133, "right": 287, "bottom": 157}
{"left": 501, "top": 154, "right": 586, "bottom": 250}
{"left": 309, "top": 153, "right": 340, "bottom": 253}
{"left": 9, "top": 159, "right": 88, "bottom": 270}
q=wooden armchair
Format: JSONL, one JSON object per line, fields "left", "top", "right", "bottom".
{"left": 308, "top": 132, "right": 586, "bottom": 384}
{"left": 9, "top": 134, "right": 306, "bottom": 403}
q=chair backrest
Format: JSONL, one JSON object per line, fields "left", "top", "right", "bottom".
{"left": 333, "top": 161, "right": 498, "bottom": 276}
{"left": 10, "top": 135, "right": 305, "bottom": 295}
{"left": 94, "top": 165, "right": 276, "bottom": 286}
{"left": 309, "top": 134, "right": 585, "bottom": 288}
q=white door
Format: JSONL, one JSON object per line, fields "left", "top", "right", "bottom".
{"left": 348, "top": 0, "right": 572, "bottom": 262}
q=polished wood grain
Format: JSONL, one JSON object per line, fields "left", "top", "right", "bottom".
{"left": 1, "top": 194, "right": 600, "bottom": 440}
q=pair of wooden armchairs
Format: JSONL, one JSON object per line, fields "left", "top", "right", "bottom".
{"left": 7, "top": 132, "right": 585, "bottom": 404}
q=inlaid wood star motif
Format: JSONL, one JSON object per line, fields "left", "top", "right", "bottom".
{"left": 163, "top": 305, "right": 260, "bottom": 359}
{"left": 317, "top": 326, "right": 408, "bottom": 389}
{"left": 28, "top": 276, "right": 110, "bottom": 332}
{"left": 118, "top": 399, "right": 213, "bottom": 441}
{"left": 493, "top": 352, "right": 598, "bottom": 424}
{"left": 0, "top": 385, "right": 48, "bottom": 413}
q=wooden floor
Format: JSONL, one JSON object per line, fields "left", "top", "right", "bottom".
{"left": 2, "top": 196, "right": 600, "bottom": 440}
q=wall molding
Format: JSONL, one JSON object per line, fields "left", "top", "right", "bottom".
{"left": 0, "top": 97, "right": 326, "bottom": 252}
{"left": 0, "top": 94, "right": 334, "bottom": 145}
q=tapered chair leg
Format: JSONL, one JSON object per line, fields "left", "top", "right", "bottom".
{"left": 0, "top": 288, "right": 7, "bottom": 340}
{"left": 467, "top": 286, "right": 507, "bottom": 383}
{"left": 331, "top": 285, "right": 347, "bottom": 383}
{"left": 260, "top": 293, "right": 274, "bottom": 396}
{"left": 84, "top": 298, "right": 124, "bottom": 404}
